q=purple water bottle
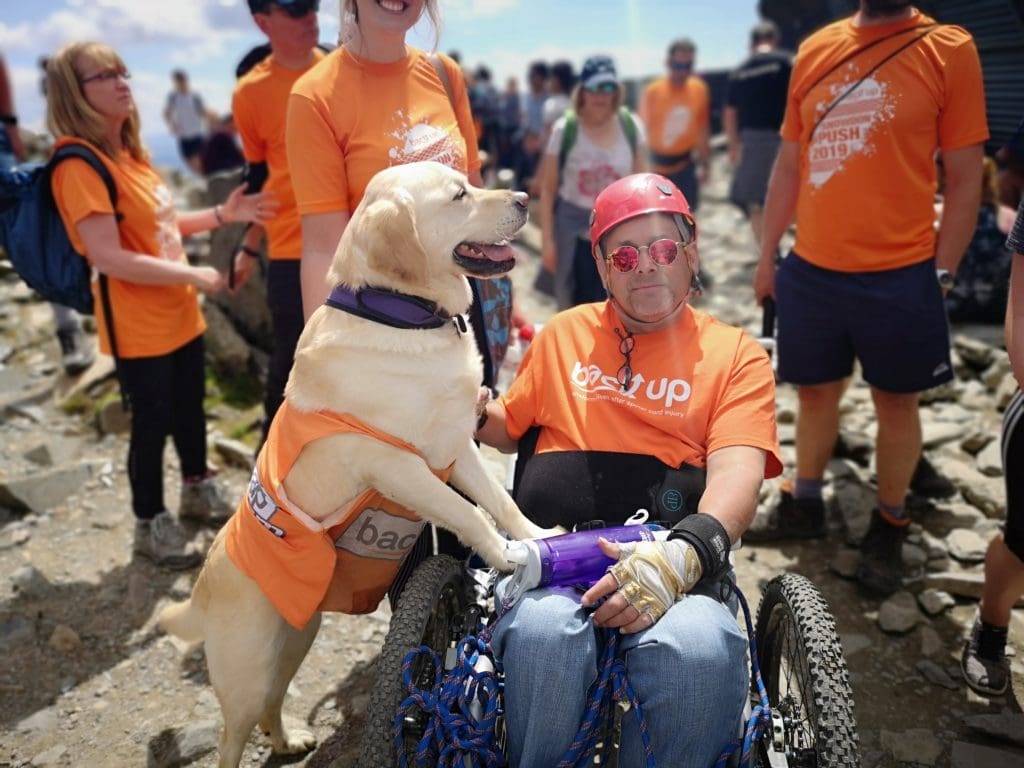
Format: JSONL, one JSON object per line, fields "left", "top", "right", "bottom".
{"left": 503, "top": 512, "right": 667, "bottom": 602}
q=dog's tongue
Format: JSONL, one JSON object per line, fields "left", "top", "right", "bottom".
{"left": 458, "top": 242, "right": 516, "bottom": 262}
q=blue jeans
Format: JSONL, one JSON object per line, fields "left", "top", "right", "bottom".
{"left": 491, "top": 577, "right": 748, "bottom": 767}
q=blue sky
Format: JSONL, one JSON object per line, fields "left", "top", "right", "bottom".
{"left": 1, "top": 0, "right": 760, "bottom": 168}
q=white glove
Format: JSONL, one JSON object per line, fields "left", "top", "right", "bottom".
{"left": 607, "top": 539, "right": 703, "bottom": 623}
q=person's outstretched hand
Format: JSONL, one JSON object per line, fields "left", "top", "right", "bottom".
{"left": 190, "top": 265, "right": 226, "bottom": 295}
{"left": 220, "top": 184, "right": 280, "bottom": 225}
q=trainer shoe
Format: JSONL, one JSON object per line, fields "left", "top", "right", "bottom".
{"left": 961, "top": 617, "right": 1010, "bottom": 696}
{"left": 855, "top": 509, "right": 908, "bottom": 597}
{"left": 909, "top": 455, "right": 956, "bottom": 499}
{"left": 744, "top": 489, "right": 827, "bottom": 542}
{"left": 133, "top": 511, "right": 203, "bottom": 570}
{"left": 56, "top": 326, "right": 95, "bottom": 376}
{"left": 179, "top": 473, "right": 234, "bottom": 525}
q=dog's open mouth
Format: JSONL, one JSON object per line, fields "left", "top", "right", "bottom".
{"left": 453, "top": 241, "right": 517, "bottom": 277}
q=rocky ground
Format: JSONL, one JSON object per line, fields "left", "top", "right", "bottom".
{"left": 1, "top": 157, "right": 1023, "bottom": 768}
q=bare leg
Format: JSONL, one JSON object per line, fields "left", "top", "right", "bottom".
{"left": 795, "top": 380, "right": 847, "bottom": 482}
{"left": 979, "top": 535, "right": 1024, "bottom": 627}
{"left": 871, "top": 388, "right": 921, "bottom": 507}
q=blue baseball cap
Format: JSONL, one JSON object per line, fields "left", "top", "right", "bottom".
{"left": 580, "top": 55, "right": 618, "bottom": 90}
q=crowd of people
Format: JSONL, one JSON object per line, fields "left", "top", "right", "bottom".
{"left": 1, "top": 0, "right": 1022, "bottom": 763}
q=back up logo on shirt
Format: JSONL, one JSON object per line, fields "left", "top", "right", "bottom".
{"left": 808, "top": 75, "right": 894, "bottom": 190}
{"left": 335, "top": 508, "right": 425, "bottom": 560}
{"left": 570, "top": 361, "right": 692, "bottom": 408}
{"left": 247, "top": 467, "right": 286, "bottom": 538}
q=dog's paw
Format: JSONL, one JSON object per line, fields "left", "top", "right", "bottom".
{"left": 271, "top": 728, "right": 317, "bottom": 755}
{"left": 529, "top": 524, "right": 568, "bottom": 540}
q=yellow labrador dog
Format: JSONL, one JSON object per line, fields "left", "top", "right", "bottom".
{"left": 159, "top": 162, "right": 556, "bottom": 767}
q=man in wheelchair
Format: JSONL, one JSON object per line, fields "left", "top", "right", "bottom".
{"left": 476, "top": 173, "right": 782, "bottom": 767}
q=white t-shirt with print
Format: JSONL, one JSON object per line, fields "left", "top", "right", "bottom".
{"left": 546, "top": 113, "right": 645, "bottom": 209}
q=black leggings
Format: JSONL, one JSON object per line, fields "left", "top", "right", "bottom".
{"left": 264, "top": 260, "right": 304, "bottom": 437}
{"left": 1003, "top": 388, "right": 1024, "bottom": 561}
{"left": 118, "top": 335, "right": 207, "bottom": 519}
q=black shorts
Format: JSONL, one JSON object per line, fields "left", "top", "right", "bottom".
{"left": 178, "top": 135, "right": 204, "bottom": 159}
{"left": 775, "top": 252, "right": 953, "bottom": 393}
{"left": 1002, "top": 389, "right": 1024, "bottom": 561}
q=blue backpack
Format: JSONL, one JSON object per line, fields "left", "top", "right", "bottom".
{"left": 0, "top": 143, "right": 117, "bottom": 316}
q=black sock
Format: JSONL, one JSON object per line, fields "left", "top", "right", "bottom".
{"left": 977, "top": 621, "right": 1008, "bottom": 660}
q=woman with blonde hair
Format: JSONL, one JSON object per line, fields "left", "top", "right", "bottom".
{"left": 46, "top": 42, "right": 273, "bottom": 568}
{"left": 539, "top": 55, "right": 647, "bottom": 309}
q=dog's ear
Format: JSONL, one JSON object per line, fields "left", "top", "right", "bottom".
{"left": 358, "top": 190, "right": 429, "bottom": 285}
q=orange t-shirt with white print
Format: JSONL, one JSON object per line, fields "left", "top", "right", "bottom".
{"left": 232, "top": 49, "right": 326, "bottom": 260}
{"left": 641, "top": 75, "right": 709, "bottom": 169}
{"left": 286, "top": 47, "right": 481, "bottom": 216}
{"left": 500, "top": 303, "right": 783, "bottom": 478}
{"left": 50, "top": 138, "right": 205, "bottom": 358}
{"left": 781, "top": 11, "right": 988, "bottom": 272}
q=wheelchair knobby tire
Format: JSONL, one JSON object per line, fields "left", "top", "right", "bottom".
{"left": 358, "top": 554, "right": 471, "bottom": 768}
{"left": 755, "top": 573, "right": 859, "bottom": 768}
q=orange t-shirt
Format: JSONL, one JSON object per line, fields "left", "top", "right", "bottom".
{"left": 51, "top": 138, "right": 205, "bottom": 358}
{"left": 640, "top": 75, "right": 709, "bottom": 168}
{"left": 500, "top": 303, "right": 782, "bottom": 478}
{"left": 225, "top": 400, "right": 453, "bottom": 629}
{"left": 781, "top": 12, "right": 988, "bottom": 272}
{"left": 287, "top": 47, "right": 481, "bottom": 216}
{"left": 232, "top": 50, "right": 326, "bottom": 260}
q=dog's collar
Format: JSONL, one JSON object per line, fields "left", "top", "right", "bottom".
{"left": 325, "top": 284, "right": 468, "bottom": 334}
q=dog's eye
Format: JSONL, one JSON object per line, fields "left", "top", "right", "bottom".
{"left": 453, "top": 187, "right": 468, "bottom": 201}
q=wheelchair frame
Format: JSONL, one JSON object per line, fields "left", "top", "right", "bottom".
{"left": 357, "top": 553, "right": 860, "bottom": 768}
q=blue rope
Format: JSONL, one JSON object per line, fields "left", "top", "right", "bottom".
{"left": 392, "top": 585, "right": 769, "bottom": 768}
{"left": 713, "top": 585, "right": 772, "bottom": 768}
{"left": 555, "top": 627, "right": 656, "bottom": 768}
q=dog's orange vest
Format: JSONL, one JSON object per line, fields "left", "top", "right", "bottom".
{"left": 224, "top": 400, "right": 453, "bottom": 629}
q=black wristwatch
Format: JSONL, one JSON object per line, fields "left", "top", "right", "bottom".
{"left": 936, "top": 269, "right": 955, "bottom": 290}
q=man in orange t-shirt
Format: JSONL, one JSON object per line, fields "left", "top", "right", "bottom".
{"left": 752, "top": 0, "right": 988, "bottom": 598}
{"left": 476, "top": 174, "right": 780, "bottom": 766}
{"left": 639, "top": 38, "right": 711, "bottom": 211}
{"left": 232, "top": 0, "right": 325, "bottom": 444}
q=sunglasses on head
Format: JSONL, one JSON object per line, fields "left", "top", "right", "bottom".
{"left": 268, "top": 0, "right": 319, "bottom": 17}
{"left": 606, "top": 232, "right": 695, "bottom": 273}
{"left": 584, "top": 81, "right": 618, "bottom": 94}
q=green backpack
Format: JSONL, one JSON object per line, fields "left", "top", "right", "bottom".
{"left": 558, "top": 106, "right": 638, "bottom": 173}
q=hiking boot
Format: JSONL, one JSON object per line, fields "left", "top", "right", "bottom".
{"left": 961, "top": 617, "right": 1010, "bottom": 696}
{"left": 179, "top": 474, "right": 234, "bottom": 525}
{"left": 744, "top": 490, "right": 827, "bottom": 542}
{"left": 56, "top": 326, "right": 95, "bottom": 376}
{"left": 909, "top": 455, "right": 956, "bottom": 499}
{"left": 133, "top": 511, "right": 203, "bottom": 570}
{"left": 855, "top": 510, "right": 908, "bottom": 597}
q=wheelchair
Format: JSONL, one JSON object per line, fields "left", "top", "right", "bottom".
{"left": 359, "top": 550, "right": 859, "bottom": 768}
{"left": 357, "top": 433, "right": 859, "bottom": 768}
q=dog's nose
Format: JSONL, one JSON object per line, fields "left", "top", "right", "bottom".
{"left": 512, "top": 191, "right": 529, "bottom": 210}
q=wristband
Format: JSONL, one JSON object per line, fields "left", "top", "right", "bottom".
{"left": 214, "top": 205, "right": 225, "bottom": 226}
{"left": 667, "top": 513, "right": 730, "bottom": 580}
{"left": 240, "top": 245, "right": 260, "bottom": 259}
{"left": 0, "top": 114, "right": 17, "bottom": 126}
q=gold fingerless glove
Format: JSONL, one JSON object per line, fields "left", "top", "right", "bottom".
{"left": 607, "top": 540, "right": 703, "bottom": 622}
